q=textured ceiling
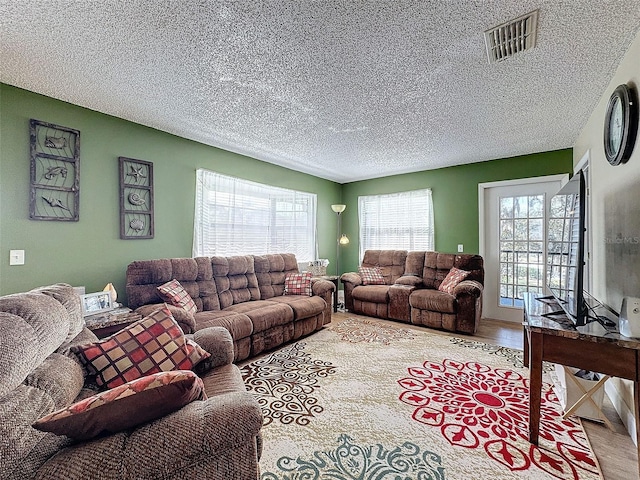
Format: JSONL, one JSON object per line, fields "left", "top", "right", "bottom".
{"left": 2, "top": 1, "right": 640, "bottom": 183}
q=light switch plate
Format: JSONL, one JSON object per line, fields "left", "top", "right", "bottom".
{"left": 9, "top": 250, "right": 25, "bottom": 265}
{"left": 457, "top": 244, "right": 464, "bottom": 252}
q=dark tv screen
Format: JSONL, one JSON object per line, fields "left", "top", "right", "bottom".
{"left": 545, "top": 170, "right": 587, "bottom": 324}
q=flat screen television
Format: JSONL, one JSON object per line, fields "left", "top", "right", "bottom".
{"left": 545, "top": 170, "right": 588, "bottom": 325}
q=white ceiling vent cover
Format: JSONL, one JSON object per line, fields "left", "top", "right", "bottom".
{"left": 484, "top": 10, "right": 539, "bottom": 63}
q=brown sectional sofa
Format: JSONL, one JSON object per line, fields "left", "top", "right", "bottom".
{"left": 0, "top": 284, "right": 263, "bottom": 480}
{"left": 126, "top": 253, "right": 335, "bottom": 362}
{"left": 341, "top": 250, "right": 484, "bottom": 334}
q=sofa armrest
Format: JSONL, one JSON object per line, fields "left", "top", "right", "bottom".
{"left": 36, "top": 391, "right": 263, "bottom": 480}
{"left": 394, "top": 275, "right": 423, "bottom": 287}
{"left": 340, "top": 272, "right": 362, "bottom": 286}
{"left": 135, "top": 303, "right": 196, "bottom": 334}
{"left": 340, "top": 272, "right": 361, "bottom": 312}
{"left": 190, "top": 326, "right": 234, "bottom": 372}
{"left": 310, "top": 278, "right": 335, "bottom": 296}
{"left": 453, "top": 280, "right": 483, "bottom": 298}
{"left": 453, "top": 280, "right": 484, "bottom": 334}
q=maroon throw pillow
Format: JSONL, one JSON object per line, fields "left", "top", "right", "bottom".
{"left": 72, "top": 305, "right": 210, "bottom": 389}
{"left": 33, "top": 370, "right": 206, "bottom": 440}
{"left": 438, "top": 267, "right": 470, "bottom": 295}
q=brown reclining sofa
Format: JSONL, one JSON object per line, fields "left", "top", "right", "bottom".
{"left": 341, "top": 250, "right": 484, "bottom": 334}
{"left": 0, "top": 283, "right": 263, "bottom": 480}
{"left": 126, "top": 253, "right": 335, "bottom": 362}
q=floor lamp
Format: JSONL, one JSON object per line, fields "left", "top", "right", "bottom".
{"left": 331, "top": 204, "right": 349, "bottom": 277}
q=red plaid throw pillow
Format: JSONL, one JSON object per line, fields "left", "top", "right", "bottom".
{"left": 358, "top": 266, "right": 386, "bottom": 285}
{"left": 33, "top": 370, "right": 206, "bottom": 440}
{"left": 284, "top": 272, "right": 313, "bottom": 296}
{"left": 157, "top": 279, "right": 198, "bottom": 315}
{"left": 72, "top": 305, "right": 210, "bottom": 388}
{"left": 438, "top": 267, "right": 470, "bottom": 295}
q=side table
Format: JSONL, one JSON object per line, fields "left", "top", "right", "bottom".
{"left": 84, "top": 307, "right": 142, "bottom": 338}
{"left": 314, "top": 275, "right": 339, "bottom": 312}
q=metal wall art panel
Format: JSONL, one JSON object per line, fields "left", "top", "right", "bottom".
{"left": 29, "top": 119, "right": 80, "bottom": 221}
{"left": 119, "top": 157, "right": 154, "bottom": 239}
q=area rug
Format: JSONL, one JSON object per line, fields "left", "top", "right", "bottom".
{"left": 240, "top": 317, "right": 601, "bottom": 480}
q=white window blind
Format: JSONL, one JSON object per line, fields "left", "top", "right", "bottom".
{"left": 193, "top": 169, "right": 317, "bottom": 261}
{"left": 358, "top": 189, "right": 434, "bottom": 259}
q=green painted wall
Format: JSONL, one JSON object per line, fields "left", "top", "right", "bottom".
{"left": 340, "top": 150, "right": 573, "bottom": 273}
{"left": 0, "top": 84, "right": 573, "bottom": 300}
{"left": 0, "top": 84, "right": 342, "bottom": 299}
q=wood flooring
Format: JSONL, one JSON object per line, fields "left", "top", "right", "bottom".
{"left": 332, "top": 312, "right": 638, "bottom": 479}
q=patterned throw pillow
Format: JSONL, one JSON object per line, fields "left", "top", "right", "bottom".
{"left": 438, "top": 267, "right": 471, "bottom": 295}
{"left": 157, "top": 279, "right": 198, "bottom": 315}
{"left": 358, "top": 266, "right": 386, "bottom": 285}
{"left": 72, "top": 305, "right": 210, "bottom": 389}
{"left": 33, "top": 370, "right": 206, "bottom": 440}
{"left": 284, "top": 272, "right": 313, "bottom": 296}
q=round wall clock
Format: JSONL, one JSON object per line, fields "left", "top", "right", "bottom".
{"left": 603, "top": 83, "right": 638, "bottom": 166}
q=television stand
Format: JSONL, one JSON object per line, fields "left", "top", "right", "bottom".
{"left": 523, "top": 292, "right": 640, "bottom": 477}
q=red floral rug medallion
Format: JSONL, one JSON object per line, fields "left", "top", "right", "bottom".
{"left": 399, "top": 358, "right": 599, "bottom": 480}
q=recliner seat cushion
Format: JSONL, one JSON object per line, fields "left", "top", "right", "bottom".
{"left": 410, "top": 289, "right": 456, "bottom": 314}
{"left": 193, "top": 311, "right": 253, "bottom": 339}
{"left": 268, "top": 295, "right": 326, "bottom": 320}
{"left": 223, "top": 300, "right": 293, "bottom": 332}
{"left": 352, "top": 285, "right": 390, "bottom": 303}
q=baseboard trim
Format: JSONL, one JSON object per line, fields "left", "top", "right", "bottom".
{"left": 605, "top": 381, "right": 637, "bottom": 446}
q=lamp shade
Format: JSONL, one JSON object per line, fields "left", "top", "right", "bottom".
{"left": 339, "top": 234, "right": 350, "bottom": 245}
{"left": 331, "top": 204, "right": 346, "bottom": 213}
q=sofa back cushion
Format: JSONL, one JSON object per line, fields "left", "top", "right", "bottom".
{"left": 422, "top": 252, "right": 484, "bottom": 289}
{"left": 361, "top": 250, "right": 408, "bottom": 285}
{"left": 126, "top": 258, "right": 220, "bottom": 311}
{"left": 212, "top": 255, "right": 260, "bottom": 308}
{"left": 0, "top": 286, "right": 79, "bottom": 396}
{"left": 0, "top": 284, "right": 88, "bottom": 480}
{"left": 254, "top": 253, "right": 299, "bottom": 298}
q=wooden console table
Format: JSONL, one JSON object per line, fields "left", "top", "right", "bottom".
{"left": 522, "top": 292, "right": 640, "bottom": 476}
{"left": 84, "top": 307, "right": 142, "bottom": 338}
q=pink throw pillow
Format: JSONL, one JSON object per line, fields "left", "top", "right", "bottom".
{"left": 438, "top": 267, "right": 470, "bottom": 295}
{"left": 358, "top": 266, "right": 386, "bottom": 285}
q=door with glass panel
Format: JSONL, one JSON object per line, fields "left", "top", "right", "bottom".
{"left": 481, "top": 177, "right": 566, "bottom": 322}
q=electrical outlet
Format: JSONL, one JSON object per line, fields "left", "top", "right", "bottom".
{"left": 9, "top": 250, "right": 25, "bottom": 265}
{"left": 457, "top": 244, "right": 464, "bottom": 253}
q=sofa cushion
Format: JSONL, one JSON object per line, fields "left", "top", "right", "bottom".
{"left": 284, "top": 272, "right": 312, "bottom": 296}
{"left": 72, "top": 306, "right": 210, "bottom": 388}
{"left": 224, "top": 300, "right": 293, "bottom": 332}
{"left": 361, "top": 250, "right": 408, "bottom": 284}
{"left": 212, "top": 255, "right": 260, "bottom": 308}
{"left": 157, "top": 279, "right": 198, "bottom": 315}
{"left": 33, "top": 370, "right": 205, "bottom": 440}
{"left": 352, "top": 285, "right": 390, "bottom": 303}
{"left": 194, "top": 310, "right": 254, "bottom": 340}
{"left": 358, "top": 266, "right": 386, "bottom": 285}
{"left": 438, "top": 267, "right": 470, "bottom": 295}
{"left": 269, "top": 295, "right": 326, "bottom": 320}
{"left": 0, "top": 291, "right": 72, "bottom": 397}
{"left": 30, "top": 283, "right": 85, "bottom": 341}
{"left": 254, "top": 253, "right": 300, "bottom": 299}
{"left": 410, "top": 289, "right": 457, "bottom": 314}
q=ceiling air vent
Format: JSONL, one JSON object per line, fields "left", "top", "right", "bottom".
{"left": 484, "top": 10, "right": 539, "bottom": 63}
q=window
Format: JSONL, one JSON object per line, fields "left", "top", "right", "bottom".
{"left": 358, "top": 189, "right": 434, "bottom": 259}
{"left": 498, "top": 194, "right": 545, "bottom": 307}
{"left": 193, "top": 170, "right": 317, "bottom": 261}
